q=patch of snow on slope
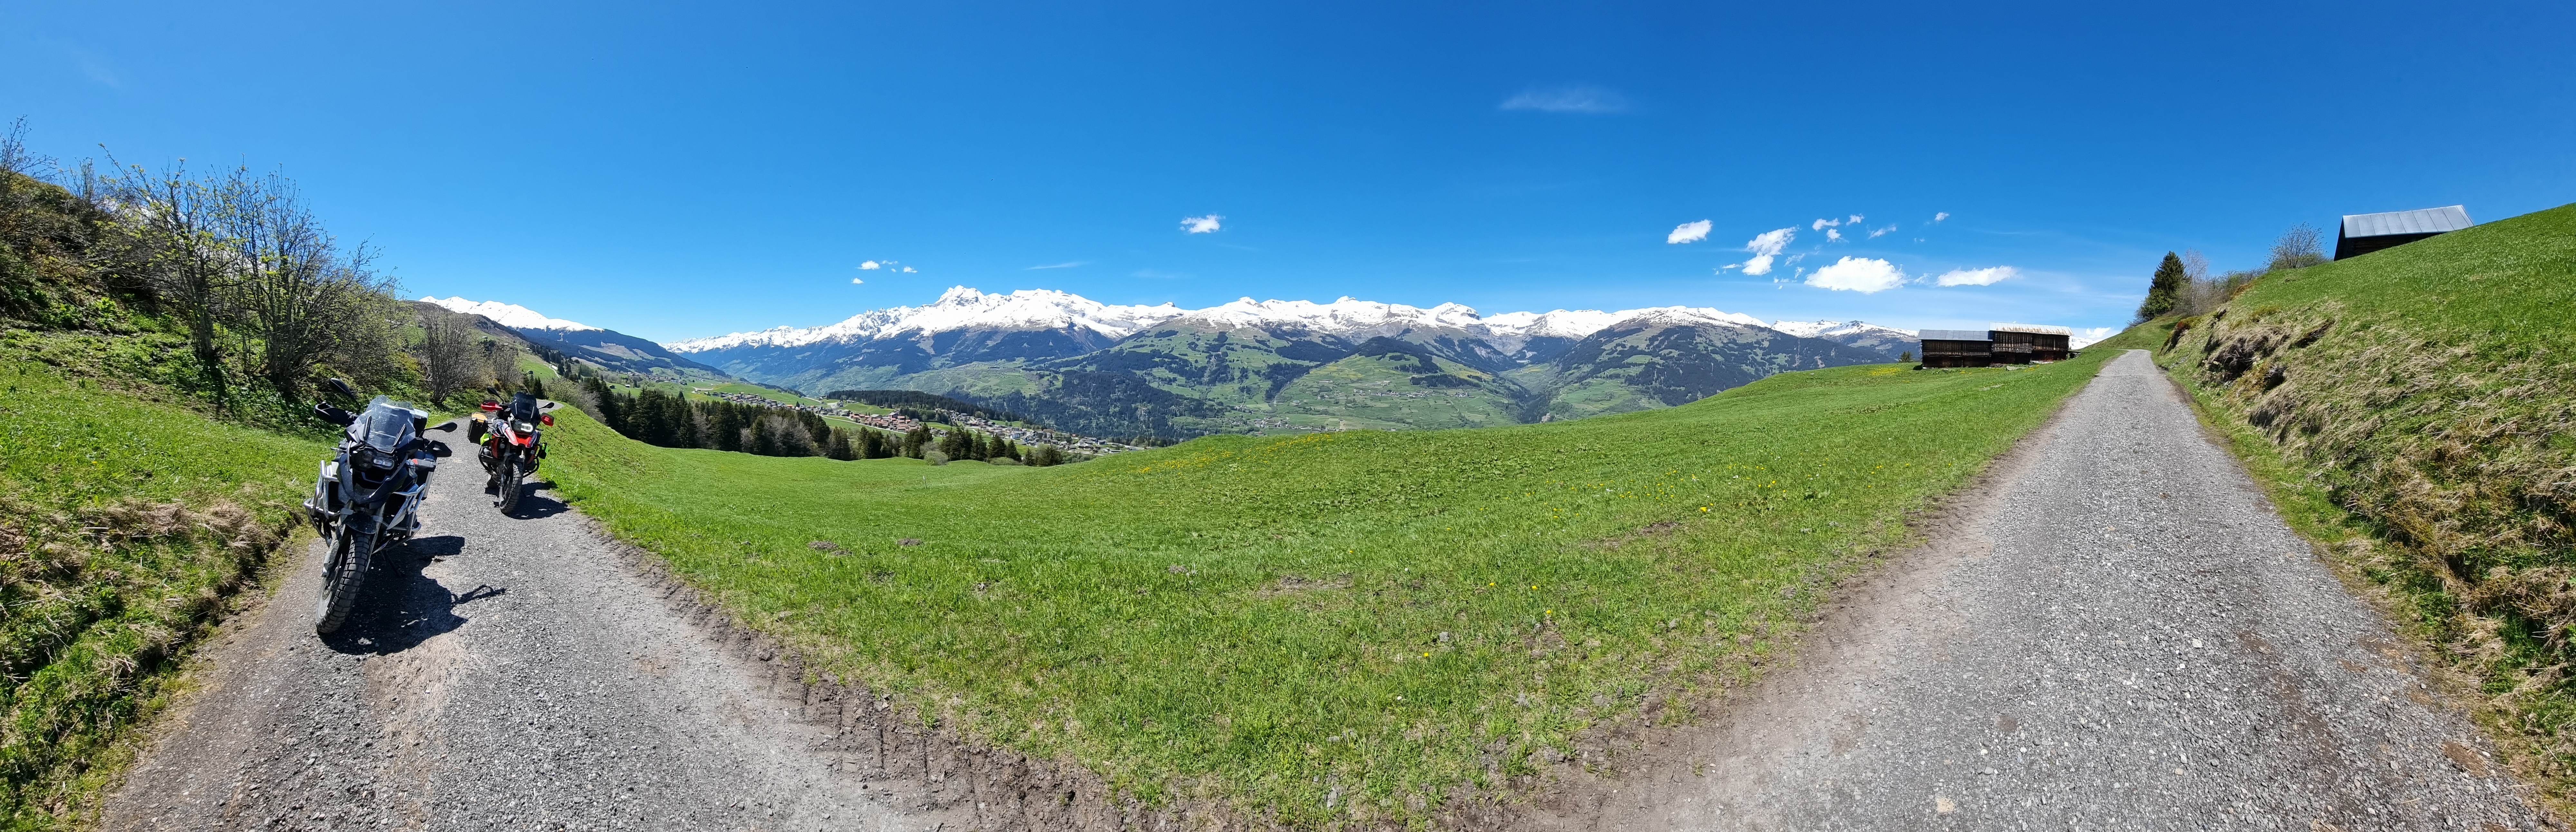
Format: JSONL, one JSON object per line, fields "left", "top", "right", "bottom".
{"left": 1770, "top": 319, "right": 1919, "bottom": 340}
{"left": 664, "top": 287, "right": 1184, "bottom": 352}
{"left": 1177, "top": 297, "right": 1486, "bottom": 334}
{"left": 421, "top": 297, "right": 598, "bottom": 331}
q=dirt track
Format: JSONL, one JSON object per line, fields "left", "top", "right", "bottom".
{"left": 107, "top": 353, "right": 2554, "bottom": 830}
{"left": 1515, "top": 350, "right": 2547, "bottom": 830}
{"left": 102, "top": 420, "right": 975, "bottom": 832}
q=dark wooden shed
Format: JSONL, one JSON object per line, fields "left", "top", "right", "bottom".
{"left": 2335, "top": 205, "right": 2471, "bottom": 260}
{"left": 1918, "top": 329, "right": 1992, "bottom": 368}
{"left": 1989, "top": 323, "right": 2072, "bottom": 363}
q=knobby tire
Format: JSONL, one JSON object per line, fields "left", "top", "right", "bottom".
{"left": 314, "top": 526, "right": 372, "bottom": 634}
{"left": 497, "top": 463, "right": 525, "bottom": 514}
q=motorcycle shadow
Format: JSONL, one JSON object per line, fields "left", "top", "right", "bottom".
{"left": 498, "top": 482, "right": 571, "bottom": 520}
{"left": 319, "top": 534, "right": 507, "bottom": 655}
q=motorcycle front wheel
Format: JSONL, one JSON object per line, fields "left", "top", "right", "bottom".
{"left": 496, "top": 462, "right": 526, "bottom": 514}
{"left": 314, "top": 525, "right": 372, "bottom": 634}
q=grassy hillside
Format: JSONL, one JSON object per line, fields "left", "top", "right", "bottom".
{"left": 2156, "top": 202, "right": 2576, "bottom": 792}
{"left": 546, "top": 349, "right": 2111, "bottom": 826}
{"left": 0, "top": 330, "right": 329, "bottom": 827}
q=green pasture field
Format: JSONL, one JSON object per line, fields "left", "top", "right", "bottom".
{"left": 544, "top": 349, "right": 2115, "bottom": 825}
{"left": 0, "top": 334, "right": 330, "bottom": 827}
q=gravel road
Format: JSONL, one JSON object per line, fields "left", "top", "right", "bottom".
{"left": 1525, "top": 350, "right": 2549, "bottom": 831}
{"left": 104, "top": 419, "right": 973, "bottom": 832}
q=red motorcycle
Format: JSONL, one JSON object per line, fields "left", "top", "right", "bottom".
{"left": 469, "top": 392, "right": 553, "bottom": 514}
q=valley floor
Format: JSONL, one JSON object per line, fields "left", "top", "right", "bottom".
{"left": 1515, "top": 350, "right": 2544, "bottom": 830}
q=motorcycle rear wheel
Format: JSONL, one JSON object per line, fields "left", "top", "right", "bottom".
{"left": 314, "top": 526, "right": 372, "bottom": 634}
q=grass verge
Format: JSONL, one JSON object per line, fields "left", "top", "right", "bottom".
{"left": 2148, "top": 201, "right": 2576, "bottom": 814}
{"left": 0, "top": 328, "right": 329, "bottom": 829}
{"left": 545, "top": 348, "right": 2112, "bottom": 826}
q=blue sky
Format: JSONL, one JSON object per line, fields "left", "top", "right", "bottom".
{"left": 7, "top": 1, "right": 2571, "bottom": 342}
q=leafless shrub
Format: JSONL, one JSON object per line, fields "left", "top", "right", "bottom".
{"left": 414, "top": 306, "right": 488, "bottom": 405}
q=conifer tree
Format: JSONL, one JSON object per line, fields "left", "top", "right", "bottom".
{"left": 2136, "top": 252, "right": 2187, "bottom": 321}
{"left": 825, "top": 429, "right": 856, "bottom": 461}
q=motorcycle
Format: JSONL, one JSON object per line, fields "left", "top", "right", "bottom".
{"left": 301, "top": 379, "right": 447, "bottom": 634}
{"left": 468, "top": 392, "right": 552, "bottom": 514}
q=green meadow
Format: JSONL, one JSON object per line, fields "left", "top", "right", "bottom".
{"left": 0, "top": 332, "right": 331, "bottom": 826}
{"left": 545, "top": 349, "right": 2116, "bottom": 825}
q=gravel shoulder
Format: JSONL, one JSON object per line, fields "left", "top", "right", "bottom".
{"left": 102, "top": 420, "right": 972, "bottom": 832}
{"left": 1520, "top": 350, "right": 2548, "bottom": 830}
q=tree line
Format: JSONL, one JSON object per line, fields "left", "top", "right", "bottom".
{"left": 576, "top": 376, "right": 1076, "bottom": 466}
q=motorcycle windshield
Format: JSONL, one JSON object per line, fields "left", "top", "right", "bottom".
{"left": 352, "top": 397, "right": 420, "bottom": 452}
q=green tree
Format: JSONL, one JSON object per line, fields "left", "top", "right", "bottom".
{"left": 2136, "top": 251, "right": 2187, "bottom": 321}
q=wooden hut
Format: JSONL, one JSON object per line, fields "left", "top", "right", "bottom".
{"left": 1917, "top": 329, "right": 1992, "bottom": 368}
{"left": 1989, "top": 323, "right": 2072, "bottom": 363}
{"left": 2335, "top": 205, "right": 2471, "bottom": 260}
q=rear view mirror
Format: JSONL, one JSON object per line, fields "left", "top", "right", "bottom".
{"left": 540, "top": 415, "right": 554, "bottom": 426}
{"left": 323, "top": 378, "right": 356, "bottom": 398}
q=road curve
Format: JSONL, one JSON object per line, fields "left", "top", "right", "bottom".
{"left": 1526, "top": 350, "right": 2548, "bottom": 830}
{"left": 105, "top": 420, "right": 966, "bottom": 832}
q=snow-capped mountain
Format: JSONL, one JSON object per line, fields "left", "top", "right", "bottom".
{"left": 419, "top": 295, "right": 721, "bottom": 380}
{"left": 1767, "top": 319, "right": 1921, "bottom": 355}
{"left": 665, "top": 287, "right": 1798, "bottom": 356}
{"left": 664, "top": 287, "right": 1185, "bottom": 353}
{"left": 421, "top": 296, "right": 598, "bottom": 332}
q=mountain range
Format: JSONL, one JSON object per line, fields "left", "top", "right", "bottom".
{"left": 650, "top": 287, "right": 1922, "bottom": 437}
{"left": 425, "top": 288, "right": 1955, "bottom": 438}
{"left": 421, "top": 297, "right": 731, "bottom": 381}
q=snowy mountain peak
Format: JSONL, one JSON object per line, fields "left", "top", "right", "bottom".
{"left": 1177, "top": 296, "right": 1486, "bottom": 334}
{"left": 1769, "top": 319, "right": 1919, "bottom": 340}
{"left": 421, "top": 296, "right": 598, "bottom": 332}
{"left": 663, "top": 286, "right": 1185, "bottom": 353}
{"left": 662, "top": 286, "right": 1935, "bottom": 356}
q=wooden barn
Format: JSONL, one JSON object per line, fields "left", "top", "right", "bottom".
{"left": 2335, "top": 205, "right": 2471, "bottom": 260}
{"left": 1917, "top": 329, "right": 1993, "bottom": 368}
{"left": 1989, "top": 323, "right": 2072, "bottom": 363}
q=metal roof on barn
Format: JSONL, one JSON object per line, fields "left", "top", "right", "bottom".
{"left": 1918, "top": 329, "right": 1992, "bottom": 341}
{"left": 2341, "top": 205, "right": 2472, "bottom": 239}
{"left": 1990, "top": 323, "right": 2072, "bottom": 335}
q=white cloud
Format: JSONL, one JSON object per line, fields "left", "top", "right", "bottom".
{"left": 1825, "top": 228, "right": 1843, "bottom": 241}
{"left": 1028, "top": 261, "right": 1086, "bottom": 270}
{"left": 1848, "top": 214, "right": 1864, "bottom": 224}
{"left": 1933, "top": 265, "right": 2020, "bottom": 286}
{"left": 1867, "top": 224, "right": 1897, "bottom": 238}
{"left": 859, "top": 261, "right": 882, "bottom": 270}
{"left": 851, "top": 278, "right": 866, "bottom": 284}
{"left": 1740, "top": 227, "right": 1796, "bottom": 276}
{"left": 1499, "top": 85, "right": 1628, "bottom": 114}
{"left": 2070, "top": 327, "right": 2117, "bottom": 349}
{"left": 1805, "top": 257, "right": 1907, "bottom": 293}
{"left": 1718, "top": 263, "right": 1742, "bottom": 271}
{"left": 1812, "top": 218, "right": 1840, "bottom": 230}
{"left": 1932, "top": 211, "right": 1950, "bottom": 223}
{"left": 1181, "top": 214, "right": 1223, "bottom": 234}
{"left": 1667, "top": 219, "right": 1712, "bottom": 244}
{"left": 902, "top": 266, "right": 916, "bottom": 273}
